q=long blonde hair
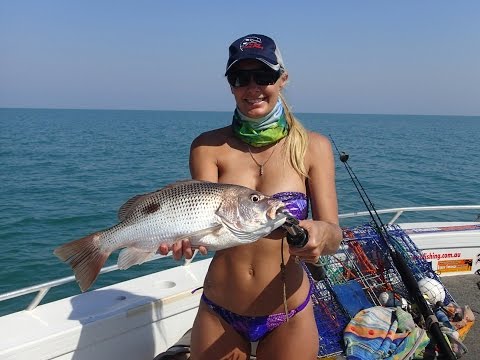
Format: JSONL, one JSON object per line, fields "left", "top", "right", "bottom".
{"left": 279, "top": 93, "right": 309, "bottom": 178}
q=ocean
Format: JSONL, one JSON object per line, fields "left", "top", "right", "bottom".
{"left": 1, "top": 108, "right": 479, "bottom": 316}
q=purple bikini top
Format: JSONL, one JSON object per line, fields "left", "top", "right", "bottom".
{"left": 272, "top": 191, "right": 309, "bottom": 220}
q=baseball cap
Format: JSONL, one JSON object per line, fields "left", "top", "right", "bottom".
{"left": 225, "top": 34, "right": 285, "bottom": 75}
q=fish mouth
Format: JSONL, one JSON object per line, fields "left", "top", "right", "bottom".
{"left": 268, "top": 201, "right": 287, "bottom": 220}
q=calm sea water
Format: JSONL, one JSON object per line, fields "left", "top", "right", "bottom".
{"left": 1, "top": 108, "right": 479, "bottom": 316}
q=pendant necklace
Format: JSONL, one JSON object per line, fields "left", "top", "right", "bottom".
{"left": 247, "top": 141, "right": 279, "bottom": 176}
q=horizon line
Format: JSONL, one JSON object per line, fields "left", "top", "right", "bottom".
{"left": 0, "top": 106, "right": 478, "bottom": 118}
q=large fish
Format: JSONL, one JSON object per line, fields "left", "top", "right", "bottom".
{"left": 54, "top": 180, "right": 287, "bottom": 292}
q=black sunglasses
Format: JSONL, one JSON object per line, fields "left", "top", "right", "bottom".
{"left": 227, "top": 69, "right": 281, "bottom": 88}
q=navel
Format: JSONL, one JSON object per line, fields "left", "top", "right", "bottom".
{"left": 248, "top": 264, "right": 255, "bottom": 277}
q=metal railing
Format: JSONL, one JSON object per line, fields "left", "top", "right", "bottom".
{"left": 1, "top": 205, "right": 479, "bottom": 313}
{"left": 339, "top": 205, "right": 480, "bottom": 224}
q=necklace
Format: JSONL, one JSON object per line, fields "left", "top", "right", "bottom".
{"left": 247, "top": 141, "right": 279, "bottom": 176}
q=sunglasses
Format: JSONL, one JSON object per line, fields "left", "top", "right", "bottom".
{"left": 227, "top": 69, "right": 281, "bottom": 88}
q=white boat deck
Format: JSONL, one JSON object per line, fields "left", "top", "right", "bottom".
{"left": 0, "top": 259, "right": 210, "bottom": 360}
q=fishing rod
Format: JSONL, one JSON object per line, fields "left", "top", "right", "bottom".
{"left": 329, "top": 135, "right": 456, "bottom": 360}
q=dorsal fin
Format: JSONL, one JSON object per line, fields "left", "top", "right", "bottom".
{"left": 163, "top": 179, "right": 208, "bottom": 189}
{"left": 118, "top": 193, "right": 151, "bottom": 221}
{"left": 117, "top": 180, "right": 211, "bottom": 221}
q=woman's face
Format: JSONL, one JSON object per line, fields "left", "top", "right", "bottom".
{"left": 229, "top": 59, "right": 287, "bottom": 119}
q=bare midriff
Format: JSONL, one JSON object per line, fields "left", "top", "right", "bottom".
{"left": 202, "top": 229, "right": 310, "bottom": 316}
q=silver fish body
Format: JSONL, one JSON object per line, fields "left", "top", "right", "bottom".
{"left": 54, "top": 180, "right": 287, "bottom": 291}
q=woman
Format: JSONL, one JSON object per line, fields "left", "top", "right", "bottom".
{"left": 160, "top": 34, "right": 342, "bottom": 359}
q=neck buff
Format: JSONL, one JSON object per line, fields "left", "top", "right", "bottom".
{"left": 232, "top": 99, "right": 289, "bottom": 147}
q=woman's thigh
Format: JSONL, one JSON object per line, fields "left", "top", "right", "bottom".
{"left": 255, "top": 302, "right": 319, "bottom": 360}
{"left": 190, "top": 302, "right": 251, "bottom": 360}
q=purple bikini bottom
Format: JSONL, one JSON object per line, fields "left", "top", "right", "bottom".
{"left": 201, "top": 283, "right": 313, "bottom": 342}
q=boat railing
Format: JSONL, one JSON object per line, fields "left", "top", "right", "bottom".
{"left": 339, "top": 204, "right": 480, "bottom": 224}
{"left": 1, "top": 205, "right": 479, "bottom": 312}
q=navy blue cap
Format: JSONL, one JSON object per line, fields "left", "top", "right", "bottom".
{"left": 225, "top": 34, "right": 285, "bottom": 75}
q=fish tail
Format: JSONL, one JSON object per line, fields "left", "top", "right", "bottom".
{"left": 54, "top": 233, "right": 110, "bottom": 292}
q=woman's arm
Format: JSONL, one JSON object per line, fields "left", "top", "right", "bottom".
{"left": 289, "top": 132, "right": 343, "bottom": 260}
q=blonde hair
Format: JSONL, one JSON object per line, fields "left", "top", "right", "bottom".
{"left": 279, "top": 93, "right": 309, "bottom": 178}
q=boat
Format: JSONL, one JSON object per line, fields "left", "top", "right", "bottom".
{"left": 0, "top": 205, "right": 478, "bottom": 360}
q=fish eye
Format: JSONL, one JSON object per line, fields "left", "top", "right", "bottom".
{"left": 250, "top": 194, "right": 261, "bottom": 202}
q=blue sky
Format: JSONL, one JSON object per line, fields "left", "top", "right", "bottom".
{"left": 1, "top": 1, "right": 479, "bottom": 115}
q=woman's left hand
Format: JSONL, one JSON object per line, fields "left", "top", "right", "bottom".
{"left": 288, "top": 219, "right": 342, "bottom": 263}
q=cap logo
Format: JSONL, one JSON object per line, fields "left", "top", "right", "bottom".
{"left": 240, "top": 36, "right": 263, "bottom": 51}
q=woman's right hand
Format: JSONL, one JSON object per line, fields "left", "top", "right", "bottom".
{"left": 157, "top": 240, "right": 208, "bottom": 260}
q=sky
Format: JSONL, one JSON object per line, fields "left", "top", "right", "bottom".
{"left": 1, "top": 1, "right": 479, "bottom": 115}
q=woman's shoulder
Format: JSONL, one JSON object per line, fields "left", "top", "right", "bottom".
{"left": 191, "top": 126, "right": 232, "bottom": 148}
{"left": 302, "top": 130, "right": 334, "bottom": 171}
{"left": 306, "top": 130, "right": 332, "bottom": 152}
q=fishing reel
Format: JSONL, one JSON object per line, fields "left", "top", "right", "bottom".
{"left": 339, "top": 151, "right": 349, "bottom": 163}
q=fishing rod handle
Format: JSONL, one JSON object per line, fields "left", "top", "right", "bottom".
{"left": 286, "top": 223, "right": 309, "bottom": 248}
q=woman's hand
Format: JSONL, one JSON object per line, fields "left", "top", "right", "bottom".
{"left": 288, "top": 219, "right": 342, "bottom": 263}
{"left": 157, "top": 240, "right": 208, "bottom": 260}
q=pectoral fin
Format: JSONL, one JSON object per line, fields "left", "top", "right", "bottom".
{"left": 118, "top": 225, "right": 225, "bottom": 269}
{"left": 118, "top": 248, "right": 155, "bottom": 269}
{"left": 225, "top": 228, "right": 260, "bottom": 242}
{"left": 175, "top": 224, "right": 224, "bottom": 244}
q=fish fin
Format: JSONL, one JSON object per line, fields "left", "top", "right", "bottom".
{"left": 117, "top": 248, "right": 155, "bottom": 270}
{"left": 54, "top": 233, "right": 110, "bottom": 292}
{"left": 225, "top": 228, "right": 260, "bottom": 243}
{"left": 175, "top": 224, "right": 224, "bottom": 243}
{"left": 163, "top": 179, "right": 207, "bottom": 188}
{"left": 118, "top": 194, "right": 145, "bottom": 221}
{"left": 118, "top": 191, "right": 165, "bottom": 221}
{"left": 229, "top": 219, "right": 286, "bottom": 242}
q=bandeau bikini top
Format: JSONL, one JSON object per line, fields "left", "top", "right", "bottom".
{"left": 272, "top": 192, "right": 309, "bottom": 220}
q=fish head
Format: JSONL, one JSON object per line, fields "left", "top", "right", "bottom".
{"left": 217, "top": 186, "right": 287, "bottom": 242}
